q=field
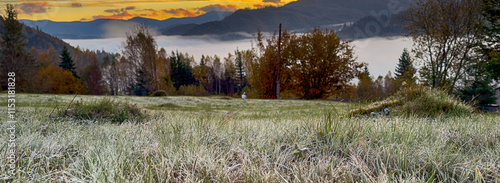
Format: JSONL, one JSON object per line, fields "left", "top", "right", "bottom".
{"left": 1, "top": 94, "right": 499, "bottom": 182}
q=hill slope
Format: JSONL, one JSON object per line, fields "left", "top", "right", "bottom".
{"left": 175, "top": 0, "right": 412, "bottom": 36}
{"left": 19, "top": 11, "right": 231, "bottom": 39}
{"left": 0, "top": 16, "right": 73, "bottom": 52}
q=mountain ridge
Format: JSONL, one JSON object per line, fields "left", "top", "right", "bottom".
{"left": 175, "top": 0, "right": 412, "bottom": 36}
{"left": 19, "top": 11, "right": 231, "bottom": 39}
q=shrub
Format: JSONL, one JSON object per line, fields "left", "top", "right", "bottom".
{"left": 397, "top": 86, "right": 473, "bottom": 117}
{"left": 60, "top": 98, "right": 145, "bottom": 123}
{"left": 241, "top": 86, "right": 258, "bottom": 99}
{"left": 177, "top": 85, "right": 209, "bottom": 96}
{"left": 151, "top": 90, "right": 167, "bottom": 97}
{"left": 35, "top": 66, "right": 86, "bottom": 94}
{"left": 350, "top": 85, "right": 473, "bottom": 118}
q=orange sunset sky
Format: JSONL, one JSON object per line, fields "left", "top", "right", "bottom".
{"left": 0, "top": 0, "right": 297, "bottom": 22}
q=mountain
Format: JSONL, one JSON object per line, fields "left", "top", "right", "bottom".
{"left": 0, "top": 16, "right": 73, "bottom": 52}
{"left": 337, "top": 12, "right": 406, "bottom": 39}
{"left": 19, "top": 11, "right": 231, "bottom": 39}
{"left": 167, "top": 0, "right": 412, "bottom": 36}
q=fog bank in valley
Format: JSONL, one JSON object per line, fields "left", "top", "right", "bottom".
{"left": 64, "top": 36, "right": 413, "bottom": 78}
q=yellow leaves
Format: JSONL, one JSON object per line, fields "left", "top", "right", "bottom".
{"left": 35, "top": 66, "right": 86, "bottom": 94}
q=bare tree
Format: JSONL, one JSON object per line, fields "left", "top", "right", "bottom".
{"left": 404, "top": 0, "right": 484, "bottom": 92}
{"left": 122, "top": 24, "right": 159, "bottom": 95}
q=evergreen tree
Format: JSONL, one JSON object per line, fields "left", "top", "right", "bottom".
{"left": 357, "top": 66, "right": 375, "bottom": 101}
{"left": 133, "top": 69, "right": 148, "bottom": 96}
{"left": 394, "top": 48, "right": 416, "bottom": 83}
{"left": 460, "top": 76, "right": 497, "bottom": 108}
{"left": 170, "top": 51, "right": 195, "bottom": 89}
{"left": 480, "top": 0, "right": 500, "bottom": 81}
{"left": 59, "top": 46, "right": 78, "bottom": 78}
{"left": 0, "top": 4, "right": 36, "bottom": 91}
{"left": 235, "top": 49, "right": 246, "bottom": 92}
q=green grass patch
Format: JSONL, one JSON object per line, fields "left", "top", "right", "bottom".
{"left": 59, "top": 98, "right": 146, "bottom": 123}
{"left": 350, "top": 86, "right": 473, "bottom": 118}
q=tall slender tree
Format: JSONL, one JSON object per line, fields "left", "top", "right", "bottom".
{"left": 59, "top": 46, "right": 78, "bottom": 78}
{"left": 394, "top": 48, "right": 416, "bottom": 83}
{"left": 0, "top": 4, "right": 36, "bottom": 91}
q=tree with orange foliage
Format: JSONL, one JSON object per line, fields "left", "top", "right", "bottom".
{"left": 247, "top": 28, "right": 363, "bottom": 99}
{"left": 35, "top": 65, "right": 86, "bottom": 94}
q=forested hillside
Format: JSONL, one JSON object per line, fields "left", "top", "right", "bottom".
{"left": 0, "top": 16, "right": 72, "bottom": 52}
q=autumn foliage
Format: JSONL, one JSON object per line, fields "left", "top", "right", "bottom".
{"left": 247, "top": 28, "right": 363, "bottom": 99}
{"left": 35, "top": 66, "right": 86, "bottom": 94}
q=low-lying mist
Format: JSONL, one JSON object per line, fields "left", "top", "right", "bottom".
{"left": 63, "top": 36, "right": 412, "bottom": 78}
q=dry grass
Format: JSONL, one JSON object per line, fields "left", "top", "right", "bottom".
{"left": 0, "top": 93, "right": 498, "bottom": 182}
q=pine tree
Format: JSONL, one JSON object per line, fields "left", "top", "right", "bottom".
{"left": 235, "top": 49, "right": 246, "bottom": 92}
{"left": 133, "top": 69, "right": 148, "bottom": 96}
{"left": 0, "top": 4, "right": 36, "bottom": 91}
{"left": 394, "top": 48, "right": 416, "bottom": 83}
{"left": 59, "top": 46, "right": 78, "bottom": 78}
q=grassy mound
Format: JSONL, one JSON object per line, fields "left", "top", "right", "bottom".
{"left": 151, "top": 90, "right": 167, "bottom": 96}
{"left": 60, "top": 98, "right": 146, "bottom": 123}
{"left": 350, "top": 86, "right": 473, "bottom": 118}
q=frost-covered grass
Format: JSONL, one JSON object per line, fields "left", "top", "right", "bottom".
{"left": 0, "top": 94, "right": 499, "bottom": 182}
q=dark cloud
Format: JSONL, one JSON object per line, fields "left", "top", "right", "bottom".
{"left": 93, "top": 11, "right": 134, "bottom": 20}
{"left": 199, "top": 4, "right": 237, "bottom": 13}
{"left": 104, "top": 9, "right": 120, "bottom": 13}
{"left": 254, "top": 3, "right": 276, "bottom": 9}
{"left": 263, "top": 0, "right": 281, "bottom": 3}
{"left": 18, "top": 2, "right": 49, "bottom": 15}
{"left": 124, "top": 6, "right": 135, "bottom": 11}
{"left": 71, "top": 2, "right": 82, "bottom": 8}
{"left": 104, "top": 6, "right": 135, "bottom": 14}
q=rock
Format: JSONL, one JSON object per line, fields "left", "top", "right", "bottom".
{"left": 383, "top": 108, "right": 390, "bottom": 116}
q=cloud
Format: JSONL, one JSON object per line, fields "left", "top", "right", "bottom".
{"left": 199, "top": 4, "right": 237, "bottom": 13}
{"left": 253, "top": 3, "right": 277, "bottom": 9}
{"left": 162, "top": 8, "right": 200, "bottom": 17}
{"left": 253, "top": 3, "right": 276, "bottom": 9}
{"left": 104, "top": 9, "right": 121, "bottom": 13}
{"left": 18, "top": 2, "right": 49, "bottom": 15}
{"left": 71, "top": 2, "right": 82, "bottom": 8}
{"left": 124, "top": 6, "right": 135, "bottom": 11}
{"left": 93, "top": 11, "right": 135, "bottom": 20}
{"left": 263, "top": 0, "right": 281, "bottom": 3}
{"left": 100, "top": 20, "right": 160, "bottom": 38}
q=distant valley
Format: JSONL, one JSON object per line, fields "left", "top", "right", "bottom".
{"left": 19, "top": 0, "right": 412, "bottom": 40}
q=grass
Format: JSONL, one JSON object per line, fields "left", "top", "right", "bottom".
{"left": 0, "top": 93, "right": 499, "bottom": 182}
{"left": 350, "top": 86, "right": 473, "bottom": 118}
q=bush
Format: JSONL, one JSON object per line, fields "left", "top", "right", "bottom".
{"left": 241, "top": 86, "right": 258, "bottom": 99}
{"left": 59, "top": 98, "right": 145, "bottom": 123}
{"left": 350, "top": 85, "right": 473, "bottom": 118}
{"left": 177, "top": 85, "right": 209, "bottom": 96}
{"left": 398, "top": 86, "right": 473, "bottom": 117}
{"left": 35, "top": 66, "right": 86, "bottom": 94}
{"left": 151, "top": 90, "right": 167, "bottom": 97}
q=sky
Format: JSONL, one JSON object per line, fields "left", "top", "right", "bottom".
{"left": 0, "top": 0, "right": 297, "bottom": 22}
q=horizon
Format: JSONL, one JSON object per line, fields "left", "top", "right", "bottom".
{"left": 63, "top": 36, "right": 413, "bottom": 78}
{"left": 0, "top": 0, "right": 298, "bottom": 22}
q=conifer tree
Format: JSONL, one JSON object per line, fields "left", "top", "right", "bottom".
{"left": 59, "top": 46, "right": 78, "bottom": 78}
{"left": 0, "top": 4, "right": 36, "bottom": 91}
{"left": 394, "top": 48, "right": 416, "bottom": 83}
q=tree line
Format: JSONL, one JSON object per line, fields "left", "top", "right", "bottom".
{"left": 1, "top": 0, "right": 499, "bottom": 107}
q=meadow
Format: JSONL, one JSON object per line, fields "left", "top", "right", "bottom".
{"left": 0, "top": 93, "right": 499, "bottom": 182}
